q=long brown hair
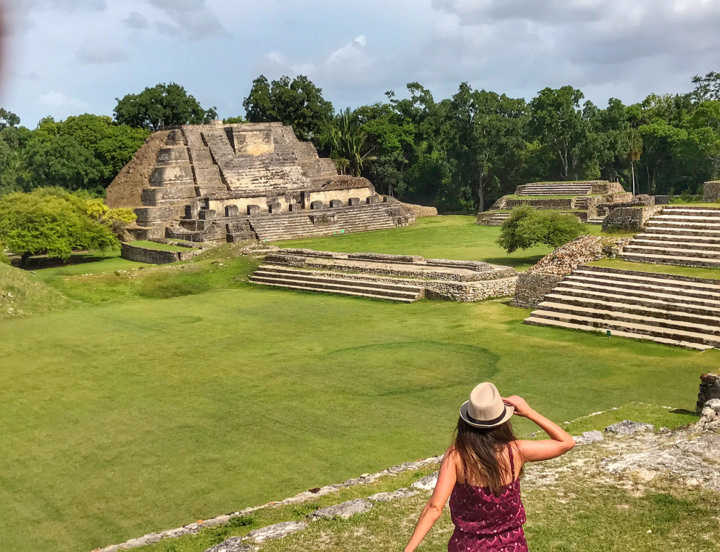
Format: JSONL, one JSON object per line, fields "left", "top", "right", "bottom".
{"left": 453, "top": 416, "right": 519, "bottom": 495}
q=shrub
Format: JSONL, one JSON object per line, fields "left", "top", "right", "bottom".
{"left": 0, "top": 187, "right": 118, "bottom": 265}
{"left": 0, "top": 241, "right": 8, "bottom": 264}
{"left": 497, "top": 206, "right": 585, "bottom": 253}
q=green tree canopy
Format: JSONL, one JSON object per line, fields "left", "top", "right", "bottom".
{"left": 0, "top": 188, "right": 118, "bottom": 264}
{"left": 497, "top": 206, "right": 585, "bottom": 253}
{"left": 114, "top": 83, "right": 218, "bottom": 130}
{"left": 243, "top": 74, "right": 334, "bottom": 142}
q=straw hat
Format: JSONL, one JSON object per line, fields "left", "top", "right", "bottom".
{"left": 459, "top": 382, "right": 514, "bottom": 428}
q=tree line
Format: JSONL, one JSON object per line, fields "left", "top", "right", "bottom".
{"left": 1, "top": 74, "right": 718, "bottom": 212}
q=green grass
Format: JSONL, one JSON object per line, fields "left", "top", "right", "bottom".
{"left": 276, "top": 216, "right": 553, "bottom": 270}
{"left": 1, "top": 286, "right": 717, "bottom": 551}
{"left": 0, "top": 262, "right": 70, "bottom": 319}
{"left": 129, "top": 240, "right": 194, "bottom": 252}
{"left": 590, "top": 258, "right": 720, "bottom": 281}
{"left": 667, "top": 200, "right": 720, "bottom": 207}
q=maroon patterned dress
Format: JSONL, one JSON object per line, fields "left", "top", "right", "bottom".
{"left": 448, "top": 443, "right": 528, "bottom": 551}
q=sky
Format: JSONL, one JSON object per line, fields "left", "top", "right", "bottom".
{"left": 3, "top": 0, "right": 720, "bottom": 128}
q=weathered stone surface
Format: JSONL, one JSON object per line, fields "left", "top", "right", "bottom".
{"left": 246, "top": 521, "right": 307, "bottom": 543}
{"left": 698, "top": 398, "right": 720, "bottom": 432}
{"left": 601, "top": 204, "right": 663, "bottom": 232}
{"left": 605, "top": 420, "right": 655, "bottom": 435}
{"left": 574, "top": 430, "right": 604, "bottom": 445}
{"left": 412, "top": 473, "right": 439, "bottom": 491}
{"left": 513, "top": 272, "right": 563, "bottom": 308}
{"left": 368, "top": 488, "right": 418, "bottom": 502}
{"left": 204, "top": 537, "right": 254, "bottom": 552}
{"left": 310, "top": 498, "right": 372, "bottom": 520}
{"left": 697, "top": 373, "right": 720, "bottom": 413}
{"left": 704, "top": 180, "right": 720, "bottom": 202}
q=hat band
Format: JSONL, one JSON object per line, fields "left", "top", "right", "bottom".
{"left": 466, "top": 406, "right": 507, "bottom": 426}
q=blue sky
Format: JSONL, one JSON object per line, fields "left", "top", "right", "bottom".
{"left": 4, "top": 0, "right": 720, "bottom": 128}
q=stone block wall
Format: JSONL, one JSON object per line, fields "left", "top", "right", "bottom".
{"left": 602, "top": 205, "right": 663, "bottom": 232}
{"left": 697, "top": 373, "right": 720, "bottom": 412}
{"left": 120, "top": 243, "right": 202, "bottom": 264}
{"left": 505, "top": 198, "right": 575, "bottom": 209}
{"left": 425, "top": 277, "right": 517, "bottom": 302}
{"left": 704, "top": 181, "right": 720, "bottom": 202}
{"left": 513, "top": 272, "right": 564, "bottom": 308}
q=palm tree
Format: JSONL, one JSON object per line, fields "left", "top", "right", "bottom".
{"left": 329, "top": 108, "right": 376, "bottom": 177}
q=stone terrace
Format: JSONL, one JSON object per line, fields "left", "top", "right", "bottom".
{"left": 621, "top": 205, "right": 720, "bottom": 267}
{"left": 477, "top": 180, "right": 632, "bottom": 226}
{"left": 249, "top": 249, "right": 518, "bottom": 302}
{"left": 525, "top": 265, "right": 720, "bottom": 350}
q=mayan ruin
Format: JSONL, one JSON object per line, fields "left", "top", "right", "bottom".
{"left": 107, "top": 122, "right": 415, "bottom": 248}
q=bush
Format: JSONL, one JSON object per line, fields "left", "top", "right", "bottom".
{"left": 498, "top": 206, "right": 585, "bottom": 253}
{"left": 0, "top": 241, "right": 8, "bottom": 264}
{"left": 0, "top": 187, "right": 118, "bottom": 265}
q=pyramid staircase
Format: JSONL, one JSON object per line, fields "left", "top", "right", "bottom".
{"left": 524, "top": 266, "right": 720, "bottom": 350}
{"left": 517, "top": 182, "right": 593, "bottom": 196}
{"left": 249, "top": 265, "right": 423, "bottom": 302}
{"left": 621, "top": 205, "right": 720, "bottom": 267}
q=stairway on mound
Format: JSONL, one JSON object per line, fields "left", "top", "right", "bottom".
{"left": 476, "top": 211, "right": 510, "bottom": 226}
{"left": 517, "top": 183, "right": 593, "bottom": 196}
{"left": 525, "top": 265, "right": 720, "bottom": 350}
{"left": 621, "top": 205, "right": 720, "bottom": 267}
{"left": 249, "top": 265, "right": 423, "bottom": 302}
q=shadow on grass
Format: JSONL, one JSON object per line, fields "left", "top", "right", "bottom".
{"left": 483, "top": 255, "right": 544, "bottom": 269}
{"left": 10, "top": 251, "right": 117, "bottom": 270}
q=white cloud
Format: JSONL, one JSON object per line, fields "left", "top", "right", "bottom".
{"left": 39, "top": 90, "right": 89, "bottom": 110}
{"left": 146, "top": 0, "right": 227, "bottom": 40}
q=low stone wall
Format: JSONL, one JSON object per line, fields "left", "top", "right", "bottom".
{"left": 121, "top": 243, "right": 201, "bottom": 264}
{"left": 425, "top": 277, "right": 517, "bottom": 302}
{"left": 697, "top": 373, "right": 720, "bottom": 413}
{"left": 602, "top": 204, "right": 663, "bottom": 232}
{"left": 704, "top": 181, "right": 720, "bottom": 202}
{"left": 513, "top": 272, "right": 563, "bottom": 308}
{"left": 394, "top": 200, "right": 438, "bottom": 217}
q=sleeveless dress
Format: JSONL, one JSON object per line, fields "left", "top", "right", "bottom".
{"left": 448, "top": 443, "right": 528, "bottom": 552}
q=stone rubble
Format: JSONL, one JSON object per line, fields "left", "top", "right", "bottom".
{"left": 604, "top": 420, "right": 655, "bottom": 435}
{"left": 526, "top": 235, "right": 604, "bottom": 276}
{"left": 245, "top": 521, "right": 308, "bottom": 544}
{"left": 310, "top": 498, "right": 373, "bottom": 520}
{"left": 573, "top": 430, "right": 604, "bottom": 445}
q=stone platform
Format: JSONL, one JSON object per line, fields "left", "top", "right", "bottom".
{"left": 249, "top": 249, "right": 518, "bottom": 302}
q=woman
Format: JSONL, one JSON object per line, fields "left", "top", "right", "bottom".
{"left": 405, "top": 382, "right": 575, "bottom": 551}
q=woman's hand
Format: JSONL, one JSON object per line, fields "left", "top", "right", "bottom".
{"left": 503, "top": 395, "right": 533, "bottom": 417}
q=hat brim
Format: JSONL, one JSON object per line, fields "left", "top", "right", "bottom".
{"left": 459, "top": 401, "right": 515, "bottom": 429}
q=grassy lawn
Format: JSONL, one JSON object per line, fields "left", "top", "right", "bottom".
{"left": 591, "top": 258, "right": 720, "bottom": 281}
{"left": 276, "top": 216, "right": 553, "bottom": 270}
{"left": 2, "top": 221, "right": 718, "bottom": 551}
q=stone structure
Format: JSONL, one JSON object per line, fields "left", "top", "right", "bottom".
{"left": 620, "top": 205, "right": 720, "bottom": 267}
{"left": 697, "top": 373, "right": 720, "bottom": 413}
{"left": 477, "top": 180, "right": 633, "bottom": 226}
{"left": 704, "top": 180, "right": 720, "bottom": 202}
{"left": 524, "top": 265, "right": 720, "bottom": 350}
{"left": 601, "top": 204, "right": 663, "bottom": 232}
{"left": 249, "top": 248, "right": 518, "bottom": 302}
{"left": 106, "top": 122, "right": 415, "bottom": 245}
{"left": 120, "top": 242, "right": 203, "bottom": 264}
{"left": 513, "top": 236, "right": 604, "bottom": 308}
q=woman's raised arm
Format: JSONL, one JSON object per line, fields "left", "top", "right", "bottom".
{"left": 404, "top": 447, "right": 458, "bottom": 552}
{"left": 503, "top": 395, "right": 575, "bottom": 462}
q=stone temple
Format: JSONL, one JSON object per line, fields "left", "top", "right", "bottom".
{"left": 106, "top": 122, "right": 415, "bottom": 243}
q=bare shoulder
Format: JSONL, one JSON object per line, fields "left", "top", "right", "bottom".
{"left": 443, "top": 446, "right": 459, "bottom": 464}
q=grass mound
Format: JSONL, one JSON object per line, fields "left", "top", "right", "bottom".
{"left": 0, "top": 262, "right": 69, "bottom": 318}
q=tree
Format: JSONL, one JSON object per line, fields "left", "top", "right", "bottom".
{"left": 691, "top": 71, "right": 720, "bottom": 102}
{"left": 0, "top": 188, "right": 118, "bottom": 265}
{"left": 22, "top": 115, "right": 148, "bottom": 194}
{"left": 497, "top": 206, "right": 585, "bottom": 253}
{"left": 0, "top": 110, "right": 32, "bottom": 195}
{"left": 328, "top": 108, "right": 376, "bottom": 176}
{"left": 114, "top": 83, "right": 217, "bottom": 130}
{"left": 243, "top": 74, "right": 333, "bottom": 142}
{"left": 529, "top": 86, "right": 590, "bottom": 179}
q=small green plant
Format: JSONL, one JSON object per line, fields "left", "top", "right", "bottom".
{"left": 292, "top": 503, "right": 320, "bottom": 518}
{"left": 497, "top": 206, "right": 585, "bottom": 253}
{"left": 228, "top": 515, "right": 255, "bottom": 528}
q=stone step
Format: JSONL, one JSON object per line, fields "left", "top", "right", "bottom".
{"left": 538, "top": 300, "right": 720, "bottom": 335}
{"left": 646, "top": 220, "right": 720, "bottom": 229}
{"left": 634, "top": 233, "right": 720, "bottom": 245}
{"left": 663, "top": 206, "right": 720, "bottom": 213}
{"left": 624, "top": 244, "right": 720, "bottom": 259}
{"left": 544, "top": 293, "right": 720, "bottom": 323}
{"left": 254, "top": 266, "right": 423, "bottom": 294}
{"left": 249, "top": 275, "right": 420, "bottom": 302}
{"left": 570, "top": 269, "right": 720, "bottom": 295}
{"left": 527, "top": 309, "right": 720, "bottom": 347}
{"left": 576, "top": 265, "right": 720, "bottom": 287}
{"left": 523, "top": 316, "right": 711, "bottom": 350}
{"left": 554, "top": 281, "right": 720, "bottom": 310}
{"left": 620, "top": 252, "right": 720, "bottom": 267}
{"left": 642, "top": 226, "right": 720, "bottom": 237}
{"left": 655, "top": 214, "right": 720, "bottom": 221}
